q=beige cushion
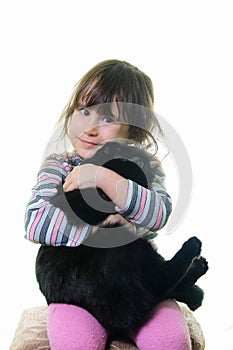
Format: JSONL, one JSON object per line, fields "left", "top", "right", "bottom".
{"left": 10, "top": 304, "right": 205, "bottom": 350}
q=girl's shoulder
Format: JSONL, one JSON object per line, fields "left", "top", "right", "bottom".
{"left": 144, "top": 150, "right": 163, "bottom": 172}
{"left": 45, "top": 151, "right": 80, "bottom": 162}
{"left": 44, "top": 151, "right": 83, "bottom": 170}
{"left": 143, "top": 151, "right": 166, "bottom": 189}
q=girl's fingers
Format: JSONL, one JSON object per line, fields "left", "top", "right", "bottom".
{"left": 63, "top": 164, "right": 99, "bottom": 192}
{"left": 63, "top": 169, "right": 80, "bottom": 192}
{"left": 63, "top": 182, "right": 77, "bottom": 192}
{"left": 63, "top": 179, "right": 75, "bottom": 192}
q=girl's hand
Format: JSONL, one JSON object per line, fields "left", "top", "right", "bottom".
{"left": 100, "top": 214, "right": 136, "bottom": 233}
{"left": 63, "top": 164, "right": 100, "bottom": 192}
{"left": 63, "top": 164, "right": 128, "bottom": 210}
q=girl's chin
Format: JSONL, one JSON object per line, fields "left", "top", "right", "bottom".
{"left": 77, "top": 146, "right": 102, "bottom": 159}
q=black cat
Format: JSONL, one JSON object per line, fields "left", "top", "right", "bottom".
{"left": 36, "top": 142, "right": 208, "bottom": 336}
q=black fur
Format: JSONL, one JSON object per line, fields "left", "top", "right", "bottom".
{"left": 36, "top": 142, "right": 208, "bottom": 336}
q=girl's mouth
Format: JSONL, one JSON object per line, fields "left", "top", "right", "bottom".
{"left": 80, "top": 139, "right": 100, "bottom": 148}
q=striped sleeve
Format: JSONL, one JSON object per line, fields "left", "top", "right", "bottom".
{"left": 116, "top": 157, "right": 172, "bottom": 232}
{"left": 24, "top": 155, "right": 92, "bottom": 246}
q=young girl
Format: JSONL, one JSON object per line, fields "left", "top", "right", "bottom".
{"left": 25, "top": 59, "right": 192, "bottom": 349}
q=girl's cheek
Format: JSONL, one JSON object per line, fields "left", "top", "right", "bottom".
{"left": 104, "top": 124, "right": 126, "bottom": 140}
{"left": 69, "top": 119, "right": 82, "bottom": 140}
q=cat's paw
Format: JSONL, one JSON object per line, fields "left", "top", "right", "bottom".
{"left": 192, "top": 256, "right": 209, "bottom": 277}
{"left": 186, "top": 285, "right": 204, "bottom": 311}
{"left": 181, "top": 256, "right": 209, "bottom": 286}
{"left": 182, "top": 236, "right": 202, "bottom": 259}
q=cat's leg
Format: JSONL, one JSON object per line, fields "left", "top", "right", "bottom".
{"left": 174, "top": 256, "right": 208, "bottom": 288}
{"left": 165, "top": 255, "right": 208, "bottom": 310}
{"left": 168, "top": 285, "right": 205, "bottom": 311}
{"left": 158, "top": 236, "right": 202, "bottom": 295}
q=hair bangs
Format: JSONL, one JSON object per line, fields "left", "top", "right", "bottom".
{"left": 78, "top": 77, "right": 130, "bottom": 108}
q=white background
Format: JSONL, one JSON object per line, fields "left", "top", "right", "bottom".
{"left": 1, "top": 1, "right": 232, "bottom": 349}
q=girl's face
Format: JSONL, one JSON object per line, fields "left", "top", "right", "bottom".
{"left": 69, "top": 104, "right": 129, "bottom": 158}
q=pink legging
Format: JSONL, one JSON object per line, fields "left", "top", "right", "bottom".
{"left": 47, "top": 300, "right": 191, "bottom": 350}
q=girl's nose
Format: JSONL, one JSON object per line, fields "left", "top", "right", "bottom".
{"left": 84, "top": 126, "right": 98, "bottom": 136}
{"left": 83, "top": 119, "right": 99, "bottom": 136}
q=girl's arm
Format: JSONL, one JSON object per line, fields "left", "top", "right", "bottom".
{"left": 64, "top": 157, "right": 172, "bottom": 233}
{"left": 97, "top": 159, "right": 172, "bottom": 232}
{"left": 24, "top": 155, "right": 92, "bottom": 247}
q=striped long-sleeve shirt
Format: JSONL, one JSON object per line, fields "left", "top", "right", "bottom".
{"left": 24, "top": 152, "right": 172, "bottom": 246}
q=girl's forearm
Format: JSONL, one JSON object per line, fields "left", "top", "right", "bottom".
{"left": 96, "top": 167, "right": 128, "bottom": 209}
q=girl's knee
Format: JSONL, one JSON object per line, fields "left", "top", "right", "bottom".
{"left": 131, "top": 300, "right": 192, "bottom": 350}
{"left": 47, "top": 304, "right": 108, "bottom": 350}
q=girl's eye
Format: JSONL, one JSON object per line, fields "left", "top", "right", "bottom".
{"left": 101, "top": 116, "right": 115, "bottom": 123}
{"left": 80, "top": 108, "right": 90, "bottom": 117}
